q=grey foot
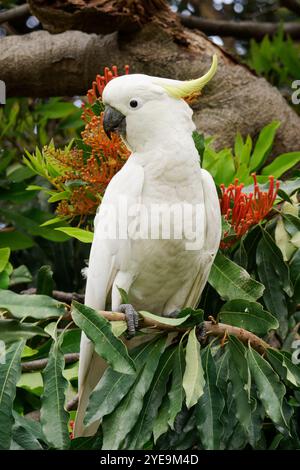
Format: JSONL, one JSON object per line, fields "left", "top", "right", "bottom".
{"left": 196, "top": 323, "right": 207, "bottom": 344}
{"left": 163, "top": 308, "right": 181, "bottom": 319}
{"left": 120, "top": 304, "right": 139, "bottom": 338}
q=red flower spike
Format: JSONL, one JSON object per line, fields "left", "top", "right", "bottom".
{"left": 220, "top": 174, "right": 279, "bottom": 249}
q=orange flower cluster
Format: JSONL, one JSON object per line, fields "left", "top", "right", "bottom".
{"left": 51, "top": 66, "right": 130, "bottom": 221}
{"left": 220, "top": 174, "right": 279, "bottom": 248}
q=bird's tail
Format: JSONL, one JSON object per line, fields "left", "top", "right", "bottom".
{"left": 74, "top": 350, "right": 107, "bottom": 437}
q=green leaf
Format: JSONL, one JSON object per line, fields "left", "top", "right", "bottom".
{"left": 117, "top": 287, "right": 129, "bottom": 304}
{"left": 40, "top": 329, "right": 70, "bottom": 450}
{"left": 0, "top": 231, "right": 34, "bottom": 251}
{"left": 228, "top": 336, "right": 251, "bottom": 397}
{"left": 9, "top": 265, "right": 32, "bottom": 287}
{"left": 196, "top": 347, "right": 225, "bottom": 450}
{"left": 0, "top": 290, "right": 65, "bottom": 320}
{"left": 11, "top": 420, "right": 44, "bottom": 450}
{"left": 55, "top": 227, "right": 93, "bottom": 243}
{"left": 0, "top": 247, "right": 10, "bottom": 272}
{"left": 0, "top": 340, "right": 25, "bottom": 449}
{"left": 139, "top": 310, "right": 190, "bottom": 326}
{"left": 183, "top": 327, "right": 205, "bottom": 409}
{"left": 127, "top": 346, "right": 176, "bottom": 449}
{"left": 209, "top": 252, "right": 264, "bottom": 302}
{"left": 228, "top": 345, "right": 252, "bottom": 437}
{"left": 17, "top": 371, "right": 43, "bottom": 396}
{"left": 247, "top": 345, "right": 287, "bottom": 429}
{"left": 290, "top": 249, "right": 300, "bottom": 303}
{"left": 102, "top": 336, "right": 166, "bottom": 450}
{"left": 153, "top": 393, "right": 171, "bottom": 444}
{"left": 71, "top": 301, "right": 135, "bottom": 375}
{"left": 220, "top": 299, "right": 279, "bottom": 334}
{"left": 0, "top": 320, "right": 48, "bottom": 343}
{"left": 36, "top": 265, "right": 54, "bottom": 296}
{"left": 84, "top": 339, "right": 159, "bottom": 426}
{"left": 267, "top": 349, "right": 300, "bottom": 388}
{"left": 262, "top": 152, "right": 300, "bottom": 178}
{"left": 168, "top": 341, "right": 185, "bottom": 429}
{"left": 256, "top": 230, "right": 292, "bottom": 336}
{"left": 249, "top": 121, "right": 280, "bottom": 172}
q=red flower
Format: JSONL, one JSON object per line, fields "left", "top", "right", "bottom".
{"left": 220, "top": 174, "right": 279, "bottom": 248}
{"left": 86, "top": 65, "right": 130, "bottom": 104}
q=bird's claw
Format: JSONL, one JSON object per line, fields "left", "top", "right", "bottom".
{"left": 120, "top": 304, "right": 139, "bottom": 338}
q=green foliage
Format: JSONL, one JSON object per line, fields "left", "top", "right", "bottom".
{"left": 1, "top": 89, "right": 300, "bottom": 449}
{"left": 247, "top": 30, "right": 300, "bottom": 89}
{"left": 194, "top": 121, "right": 300, "bottom": 186}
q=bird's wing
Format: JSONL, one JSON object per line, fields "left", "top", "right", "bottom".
{"left": 185, "top": 168, "right": 221, "bottom": 308}
{"left": 74, "top": 159, "right": 144, "bottom": 437}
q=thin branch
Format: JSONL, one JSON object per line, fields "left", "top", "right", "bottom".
{"left": 21, "top": 288, "right": 84, "bottom": 304}
{"left": 0, "top": 4, "right": 30, "bottom": 25}
{"left": 178, "top": 14, "right": 300, "bottom": 39}
{"left": 21, "top": 353, "right": 79, "bottom": 371}
{"left": 95, "top": 310, "right": 270, "bottom": 354}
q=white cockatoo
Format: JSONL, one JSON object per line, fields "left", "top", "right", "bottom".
{"left": 74, "top": 56, "right": 221, "bottom": 437}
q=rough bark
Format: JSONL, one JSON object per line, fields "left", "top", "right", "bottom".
{"left": 1, "top": 23, "right": 299, "bottom": 155}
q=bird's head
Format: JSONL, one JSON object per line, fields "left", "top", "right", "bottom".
{"left": 102, "top": 55, "right": 218, "bottom": 152}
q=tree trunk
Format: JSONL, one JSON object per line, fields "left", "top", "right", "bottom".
{"left": 0, "top": 0, "right": 299, "bottom": 155}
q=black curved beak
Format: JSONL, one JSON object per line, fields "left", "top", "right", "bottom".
{"left": 103, "top": 105, "right": 126, "bottom": 140}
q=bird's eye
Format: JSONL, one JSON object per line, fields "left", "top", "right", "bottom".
{"left": 129, "top": 99, "right": 139, "bottom": 109}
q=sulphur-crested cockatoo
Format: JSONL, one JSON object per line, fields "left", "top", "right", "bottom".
{"left": 74, "top": 55, "right": 221, "bottom": 437}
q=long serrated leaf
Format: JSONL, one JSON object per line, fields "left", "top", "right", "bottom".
{"left": 84, "top": 338, "right": 159, "bottom": 426}
{"left": 220, "top": 299, "right": 278, "bottom": 334}
{"left": 40, "top": 332, "right": 70, "bottom": 450}
{"left": 209, "top": 252, "right": 264, "bottom": 301}
{"left": 196, "top": 347, "right": 225, "bottom": 450}
{"left": 168, "top": 342, "right": 185, "bottom": 429}
{"left": 183, "top": 327, "right": 205, "bottom": 408}
{"left": 102, "top": 336, "right": 166, "bottom": 450}
{"left": 0, "top": 289, "right": 65, "bottom": 319}
{"left": 247, "top": 345, "right": 287, "bottom": 429}
{"left": 127, "top": 346, "right": 176, "bottom": 449}
{"left": 71, "top": 301, "right": 135, "bottom": 375}
{"left": 0, "top": 319, "right": 48, "bottom": 343}
{"left": 0, "top": 339, "right": 25, "bottom": 449}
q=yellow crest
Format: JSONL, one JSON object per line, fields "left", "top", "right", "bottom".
{"left": 153, "top": 54, "right": 218, "bottom": 101}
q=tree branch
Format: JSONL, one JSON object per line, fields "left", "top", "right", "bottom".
{"left": 0, "top": 4, "right": 30, "bottom": 25}
{"left": 94, "top": 309, "right": 270, "bottom": 355}
{"left": 179, "top": 14, "right": 300, "bottom": 39}
{"left": 21, "top": 287, "right": 84, "bottom": 304}
{"left": 21, "top": 353, "right": 79, "bottom": 371}
{"left": 1, "top": 28, "right": 300, "bottom": 158}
